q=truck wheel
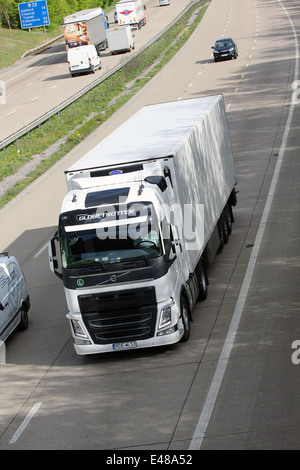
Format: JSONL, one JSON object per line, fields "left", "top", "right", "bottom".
{"left": 197, "top": 261, "right": 208, "bottom": 301}
{"left": 221, "top": 213, "right": 229, "bottom": 244}
{"left": 180, "top": 296, "right": 190, "bottom": 342}
{"left": 217, "top": 219, "right": 225, "bottom": 252}
{"left": 18, "top": 306, "right": 28, "bottom": 331}
{"left": 224, "top": 204, "right": 233, "bottom": 235}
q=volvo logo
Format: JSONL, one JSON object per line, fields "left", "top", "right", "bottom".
{"left": 110, "top": 275, "right": 117, "bottom": 283}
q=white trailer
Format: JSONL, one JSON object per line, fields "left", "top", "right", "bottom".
{"left": 115, "top": 0, "right": 146, "bottom": 30}
{"left": 106, "top": 26, "right": 135, "bottom": 54}
{"left": 49, "top": 96, "right": 237, "bottom": 355}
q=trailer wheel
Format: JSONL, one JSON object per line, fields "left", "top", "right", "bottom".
{"left": 197, "top": 261, "right": 208, "bottom": 301}
{"left": 217, "top": 219, "right": 225, "bottom": 252}
{"left": 224, "top": 205, "right": 232, "bottom": 235}
{"left": 221, "top": 213, "right": 229, "bottom": 244}
{"left": 180, "top": 296, "right": 190, "bottom": 342}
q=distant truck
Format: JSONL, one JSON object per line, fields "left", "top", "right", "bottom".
{"left": 49, "top": 95, "right": 237, "bottom": 355}
{"left": 63, "top": 8, "right": 108, "bottom": 53}
{"left": 158, "top": 0, "right": 170, "bottom": 5}
{"left": 106, "top": 26, "right": 135, "bottom": 54}
{"left": 115, "top": 0, "right": 146, "bottom": 30}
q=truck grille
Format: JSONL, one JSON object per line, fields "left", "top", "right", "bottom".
{"left": 78, "top": 287, "right": 157, "bottom": 344}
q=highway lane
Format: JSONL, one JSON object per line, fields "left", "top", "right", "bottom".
{"left": 0, "top": 0, "right": 192, "bottom": 143}
{"left": 0, "top": 0, "right": 299, "bottom": 450}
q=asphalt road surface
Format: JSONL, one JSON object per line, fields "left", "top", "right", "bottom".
{"left": 0, "top": 0, "right": 299, "bottom": 451}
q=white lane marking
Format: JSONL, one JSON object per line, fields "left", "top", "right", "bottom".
{"left": 189, "top": 0, "right": 299, "bottom": 450}
{"left": 9, "top": 402, "right": 42, "bottom": 444}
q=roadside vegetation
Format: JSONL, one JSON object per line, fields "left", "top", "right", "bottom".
{"left": 0, "top": 0, "right": 115, "bottom": 30}
{"left": 0, "top": 1, "right": 209, "bottom": 208}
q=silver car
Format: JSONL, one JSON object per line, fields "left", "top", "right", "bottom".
{"left": 0, "top": 253, "right": 30, "bottom": 341}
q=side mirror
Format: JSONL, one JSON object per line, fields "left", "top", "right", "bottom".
{"left": 48, "top": 231, "right": 62, "bottom": 279}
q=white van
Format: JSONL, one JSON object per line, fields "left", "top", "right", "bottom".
{"left": 0, "top": 253, "right": 30, "bottom": 342}
{"left": 158, "top": 0, "right": 170, "bottom": 5}
{"left": 67, "top": 45, "right": 102, "bottom": 77}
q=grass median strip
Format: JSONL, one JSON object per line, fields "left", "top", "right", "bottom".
{"left": 0, "top": 2, "right": 209, "bottom": 209}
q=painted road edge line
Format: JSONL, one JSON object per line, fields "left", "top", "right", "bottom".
{"left": 189, "top": 0, "right": 299, "bottom": 450}
{"left": 9, "top": 402, "right": 42, "bottom": 445}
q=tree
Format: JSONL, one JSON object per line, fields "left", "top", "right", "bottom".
{"left": 0, "top": 0, "right": 15, "bottom": 28}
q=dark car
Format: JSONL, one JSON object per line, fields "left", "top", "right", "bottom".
{"left": 212, "top": 38, "right": 238, "bottom": 62}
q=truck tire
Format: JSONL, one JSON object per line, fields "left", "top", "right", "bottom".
{"left": 221, "top": 213, "right": 229, "bottom": 244}
{"left": 224, "top": 204, "right": 233, "bottom": 234}
{"left": 217, "top": 219, "right": 225, "bottom": 252}
{"left": 197, "top": 261, "right": 208, "bottom": 301}
{"left": 229, "top": 187, "right": 237, "bottom": 207}
{"left": 180, "top": 296, "right": 190, "bottom": 342}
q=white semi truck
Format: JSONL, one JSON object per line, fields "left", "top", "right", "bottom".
{"left": 115, "top": 0, "right": 146, "bottom": 30}
{"left": 49, "top": 96, "right": 237, "bottom": 355}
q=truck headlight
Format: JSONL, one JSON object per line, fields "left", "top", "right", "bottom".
{"left": 71, "top": 319, "right": 87, "bottom": 338}
{"left": 158, "top": 302, "right": 174, "bottom": 329}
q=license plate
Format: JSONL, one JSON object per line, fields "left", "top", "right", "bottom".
{"left": 113, "top": 341, "right": 137, "bottom": 350}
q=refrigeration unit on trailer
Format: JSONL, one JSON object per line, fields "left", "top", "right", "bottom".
{"left": 49, "top": 95, "right": 237, "bottom": 355}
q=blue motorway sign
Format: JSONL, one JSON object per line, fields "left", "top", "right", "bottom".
{"left": 18, "top": 1, "right": 50, "bottom": 29}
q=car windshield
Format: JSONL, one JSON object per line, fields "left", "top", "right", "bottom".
{"left": 215, "top": 40, "right": 233, "bottom": 49}
{"left": 60, "top": 222, "right": 163, "bottom": 269}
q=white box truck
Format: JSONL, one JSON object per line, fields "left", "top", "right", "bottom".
{"left": 107, "top": 26, "right": 135, "bottom": 54}
{"left": 63, "top": 8, "right": 108, "bottom": 52}
{"left": 49, "top": 96, "right": 237, "bottom": 355}
{"left": 115, "top": 0, "right": 146, "bottom": 30}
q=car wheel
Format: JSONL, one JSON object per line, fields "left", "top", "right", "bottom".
{"left": 19, "top": 306, "right": 28, "bottom": 331}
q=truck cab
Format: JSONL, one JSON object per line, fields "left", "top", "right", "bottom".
{"left": 50, "top": 159, "right": 192, "bottom": 353}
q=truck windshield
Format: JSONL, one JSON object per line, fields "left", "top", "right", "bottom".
{"left": 60, "top": 223, "right": 163, "bottom": 269}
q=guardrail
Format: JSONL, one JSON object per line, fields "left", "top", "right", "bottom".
{"left": 0, "top": 1, "right": 200, "bottom": 151}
